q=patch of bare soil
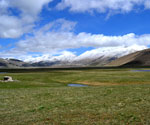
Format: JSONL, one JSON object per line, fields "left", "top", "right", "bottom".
{"left": 77, "top": 81, "right": 119, "bottom": 86}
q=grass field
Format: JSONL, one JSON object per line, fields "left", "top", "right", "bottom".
{"left": 0, "top": 68, "right": 150, "bottom": 124}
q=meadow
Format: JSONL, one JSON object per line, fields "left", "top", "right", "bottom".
{"left": 0, "top": 68, "right": 150, "bottom": 124}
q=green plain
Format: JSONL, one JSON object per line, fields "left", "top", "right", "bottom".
{"left": 0, "top": 68, "right": 150, "bottom": 124}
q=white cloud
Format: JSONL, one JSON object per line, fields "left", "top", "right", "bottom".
{"left": 56, "top": 0, "right": 150, "bottom": 13}
{"left": 0, "top": 0, "right": 149, "bottom": 38}
{"left": 15, "top": 19, "right": 77, "bottom": 52}
{"left": 15, "top": 18, "right": 150, "bottom": 53}
{"left": 37, "top": 18, "right": 77, "bottom": 33}
{"left": 0, "top": 15, "right": 33, "bottom": 38}
{"left": 145, "top": 0, "right": 150, "bottom": 9}
{"left": 0, "top": 0, "right": 53, "bottom": 38}
{"left": 11, "top": 0, "right": 51, "bottom": 16}
{"left": 1, "top": 19, "right": 150, "bottom": 61}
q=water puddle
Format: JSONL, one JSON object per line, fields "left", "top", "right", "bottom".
{"left": 68, "top": 84, "right": 88, "bottom": 87}
{"left": 132, "top": 70, "right": 150, "bottom": 72}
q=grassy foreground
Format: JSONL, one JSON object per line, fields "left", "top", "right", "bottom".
{"left": 0, "top": 68, "right": 150, "bottom": 124}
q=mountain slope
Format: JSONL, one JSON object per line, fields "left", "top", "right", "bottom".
{"left": 107, "top": 49, "right": 150, "bottom": 67}
{"left": 0, "top": 47, "right": 149, "bottom": 68}
{"left": 0, "top": 58, "right": 29, "bottom": 68}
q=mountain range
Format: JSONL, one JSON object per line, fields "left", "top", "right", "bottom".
{"left": 0, "top": 47, "right": 150, "bottom": 68}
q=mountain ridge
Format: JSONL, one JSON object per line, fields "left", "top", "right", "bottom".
{"left": 107, "top": 48, "right": 150, "bottom": 67}
{"left": 1, "top": 48, "right": 150, "bottom": 68}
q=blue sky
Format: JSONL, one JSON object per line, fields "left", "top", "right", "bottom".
{"left": 0, "top": 0, "right": 150, "bottom": 61}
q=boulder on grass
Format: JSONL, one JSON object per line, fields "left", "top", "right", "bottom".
{"left": 3, "top": 76, "right": 13, "bottom": 82}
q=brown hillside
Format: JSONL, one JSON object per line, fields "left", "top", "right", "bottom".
{"left": 107, "top": 48, "right": 150, "bottom": 67}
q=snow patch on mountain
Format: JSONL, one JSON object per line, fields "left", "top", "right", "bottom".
{"left": 76, "top": 44, "right": 147, "bottom": 61}
{"left": 24, "top": 45, "right": 147, "bottom": 64}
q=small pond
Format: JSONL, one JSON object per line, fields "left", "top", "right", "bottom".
{"left": 132, "top": 70, "right": 150, "bottom": 72}
{"left": 68, "top": 84, "right": 88, "bottom": 87}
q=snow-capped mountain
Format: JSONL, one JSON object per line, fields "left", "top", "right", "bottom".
{"left": 26, "top": 45, "right": 147, "bottom": 67}
{"left": 0, "top": 45, "right": 148, "bottom": 67}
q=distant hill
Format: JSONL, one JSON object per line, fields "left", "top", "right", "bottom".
{"left": 107, "top": 49, "right": 150, "bottom": 67}
{"left": 0, "top": 58, "right": 29, "bottom": 68}
{"left": 0, "top": 56, "right": 119, "bottom": 68}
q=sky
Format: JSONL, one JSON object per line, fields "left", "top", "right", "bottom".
{"left": 0, "top": 0, "right": 150, "bottom": 62}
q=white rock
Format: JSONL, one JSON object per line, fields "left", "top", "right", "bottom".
{"left": 3, "top": 76, "right": 13, "bottom": 82}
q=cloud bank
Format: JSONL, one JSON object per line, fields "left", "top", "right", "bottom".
{"left": 14, "top": 19, "right": 150, "bottom": 54}
{"left": 0, "top": 0, "right": 150, "bottom": 38}
{"left": 57, "top": 0, "right": 150, "bottom": 13}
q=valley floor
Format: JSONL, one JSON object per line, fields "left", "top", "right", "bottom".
{"left": 0, "top": 68, "right": 150, "bottom": 124}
